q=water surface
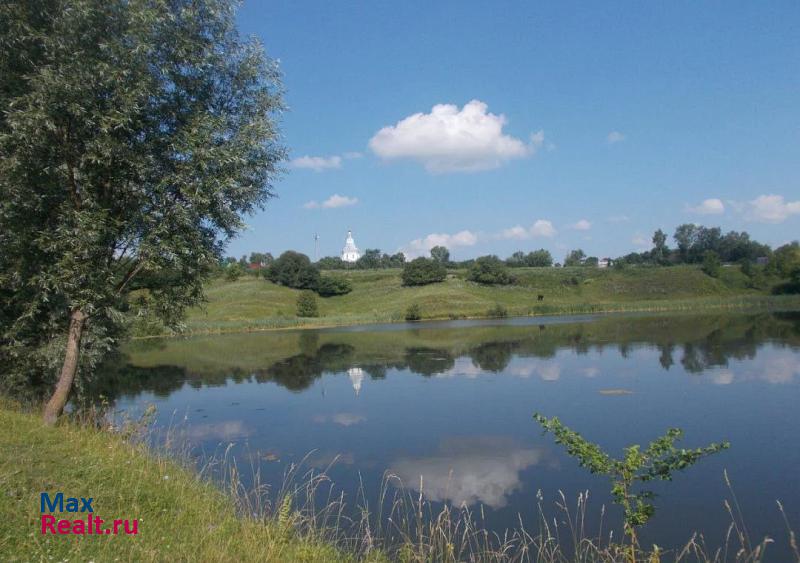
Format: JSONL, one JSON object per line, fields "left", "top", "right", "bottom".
{"left": 96, "top": 312, "right": 800, "bottom": 556}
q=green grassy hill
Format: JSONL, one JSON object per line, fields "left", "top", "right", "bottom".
{"left": 151, "top": 265, "right": 799, "bottom": 335}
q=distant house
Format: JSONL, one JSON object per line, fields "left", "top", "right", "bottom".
{"left": 756, "top": 256, "right": 769, "bottom": 266}
{"left": 247, "top": 263, "right": 263, "bottom": 271}
{"left": 598, "top": 258, "right": 612, "bottom": 268}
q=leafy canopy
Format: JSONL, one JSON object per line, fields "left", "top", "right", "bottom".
{"left": 401, "top": 257, "right": 447, "bottom": 286}
{"left": 0, "top": 0, "right": 284, "bottom": 396}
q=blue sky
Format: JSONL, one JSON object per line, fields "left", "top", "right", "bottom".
{"left": 230, "top": 1, "right": 800, "bottom": 261}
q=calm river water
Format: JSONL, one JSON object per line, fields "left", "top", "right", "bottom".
{"left": 97, "top": 312, "right": 800, "bottom": 557}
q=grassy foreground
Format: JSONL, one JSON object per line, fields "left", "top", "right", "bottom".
{"left": 0, "top": 404, "right": 354, "bottom": 562}
{"left": 150, "top": 265, "right": 800, "bottom": 335}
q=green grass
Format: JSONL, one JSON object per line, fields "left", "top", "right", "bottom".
{"left": 0, "top": 403, "right": 355, "bottom": 562}
{"left": 150, "top": 265, "right": 800, "bottom": 335}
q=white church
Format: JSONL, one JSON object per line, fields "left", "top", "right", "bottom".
{"left": 341, "top": 230, "right": 361, "bottom": 263}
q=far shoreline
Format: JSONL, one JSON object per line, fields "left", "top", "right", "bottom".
{"left": 131, "top": 293, "right": 800, "bottom": 340}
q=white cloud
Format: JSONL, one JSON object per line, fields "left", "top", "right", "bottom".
{"left": 497, "top": 219, "right": 557, "bottom": 241}
{"left": 331, "top": 413, "right": 366, "bottom": 426}
{"left": 389, "top": 437, "right": 545, "bottom": 508}
{"left": 312, "top": 412, "right": 366, "bottom": 426}
{"left": 686, "top": 198, "right": 725, "bottom": 215}
{"left": 303, "top": 194, "right": 359, "bottom": 209}
{"left": 369, "top": 100, "right": 542, "bottom": 173}
{"left": 401, "top": 230, "right": 478, "bottom": 258}
{"left": 570, "top": 219, "right": 592, "bottom": 231}
{"left": 606, "top": 131, "right": 625, "bottom": 144}
{"left": 743, "top": 194, "right": 800, "bottom": 223}
{"left": 186, "top": 420, "right": 251, "bottom": 441}
{"left": 530, "top": 219, "right": 557, "bottom": 238}
{"left": 290, "top": 155, "right": 342, "bottom": 172}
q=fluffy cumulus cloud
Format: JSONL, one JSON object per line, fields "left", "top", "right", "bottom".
{"left": 499, "top": 219, "right": 557, "bottom": 240}
{"left": 570, "top": 219, "right": 592, "bottom": 231}
{"left": 686, "top": 198, "right": 725, "bottom": 215}
{"left": 606, "top": 131, "right": 625, "bottom": 144}
{"left": 401, "top": 230, "right": 478, "bottom": 258}
{"left": 389, "top": 437, "right": 545, "bottom": 508}
{"left": 303, "top": 194, "right": 359, "bottom": 209}
{"left": 291, "top": 155, "right": 342, "bottom": 172}
{"left": 369, "top": 100, "right": 543, "bottom": 173}
{"left": 743, "top": 194, "right": 800, "bottom": 223}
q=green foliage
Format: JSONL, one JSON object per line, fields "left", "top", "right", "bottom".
{"left": 773, "top": 267, "right": 800, "bottom": 295}
{"left": 651, "top": 229, "right": 669, "bottom": 264}
{"left": 564, "top": 249, "right": 586, "bottom": 267}
{"left": 404, "top": 303, "right": 422, "bottom": 321}
{"left": 316, "top": 276, "right": 352, "bottom": 297}
{"left": 702, "top": 250, "right": 722, "bottom": 278}
{"left": 468, "top": 256, "right": 515, "bottom": 285}
{"left": 0, "top": 0, "right": 284, "bottom": 403}
{"left": 430, "top": 246, "right": 450, "bottom": 264}
{"left": 507, "top": 249, "right": 553, "bottom": 268}
{"left": 224, "top": 264, "right": 244, "bottom": 282}
{"left": 769, "top": 242, "right": 800, "bottom": 278}
{"left": 295, "top": 291, "right": 319, "bottom": 318}
{"left": 267, "top": 251, "right": 321, "bottom": 290}
{"left": 533, "top": 413, "right": 729, "bottom": 543}
{"left": 401, "top": 257, "right": 447, "bottom": 286}
{"left": 486, "top": 303, "right": 508, "bottom": 318}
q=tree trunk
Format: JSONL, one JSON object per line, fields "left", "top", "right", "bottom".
{"left": 43, "top": 309, "right": 87, "bottom": 425}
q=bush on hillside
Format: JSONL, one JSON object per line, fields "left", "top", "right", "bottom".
{"left": 296, "top": 291, "right": 319, "bottom": 317}
{"left": 405, "top": 303, "right": 422, "bottom": 321}
{"left": 316, "top": 276, "right": 352, "bottom": 297}
{"left": 266, "top": 251, "right": 320, "bottom": 289}
{"left": 224, "top": 263, "right": 244, "bottom": 281}
{"left": 701, "top": 250, "right": 721, "bottom": 278}
{"left": 401, "top": 257, "right": 447, "bottom": 286}
{"left": 486, "top": 303, "right": 508, "bottom": 318}
{"left": 467, "top": 255, "right": 516, "bottom": 285}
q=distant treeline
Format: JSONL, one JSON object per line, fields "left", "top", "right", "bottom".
{"left": 219, "top": 224, "right": 800, "bottom": 293}
{"left": 224, "top": 224, "right": 788, "bottom": 270}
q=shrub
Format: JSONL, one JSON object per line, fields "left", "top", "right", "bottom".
{"left": 468, "top": 256, "right": 515, "bottom": 285}
{"left": 296, "top": 291, "right": 319, "bottom": 317}
{"left": 401, "top": 257, "right": 447, "bottom": 286}
{"left": 701, "top": 250, "right": 721, "bottom": 278}
{"left": 316, "top": 276, "right": 352, "bottom": 297}
{"left": 405, "top": 303, "right": 422, "bottom": 321}
{"left": 224, "top": 263, "right": 244, "bottom": 281}
{"left": 266, "top": 251, "right": 320, "bottom": 290}
{"left": 772, "top": 267, "right": 800, "bottom": 295}
{"left": 486, "top": 303, "right": 508, "bottom": 318}
{"left": 534, "top": 414, "right": 729, "bottom": 554}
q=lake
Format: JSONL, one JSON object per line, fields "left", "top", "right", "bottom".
{"left": 95, "top": 312, "right": 800, "bottom": 557}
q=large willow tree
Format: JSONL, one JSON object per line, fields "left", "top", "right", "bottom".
{"left": 0, "top": 0, "right": 285, "bottom": 423}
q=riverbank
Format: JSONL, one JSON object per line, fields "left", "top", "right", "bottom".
{"left": 0, "top": 403, "right": 354, "bottom": 562}
{"left": 136, "top": 265, "right": 800, "bottom": 337}
{"left": 2, "top": 401, "right": 793, "bottom": 562}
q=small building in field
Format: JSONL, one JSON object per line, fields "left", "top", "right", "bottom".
{"left": 598, "top": 258, "right": 612, "bottom": 268}
{"left": 341, "top": 230, "right": 361, "bottom": 263}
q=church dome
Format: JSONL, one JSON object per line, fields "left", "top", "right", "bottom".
{"left": 341, "top": 230, "right": 361, "bottom": 263}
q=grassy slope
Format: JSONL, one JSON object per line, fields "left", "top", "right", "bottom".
{"left": 0, "top": 405, "right": 353, "bottom": 562}
{"left": 174, "top": 265, "right": 798, "bottom": 334}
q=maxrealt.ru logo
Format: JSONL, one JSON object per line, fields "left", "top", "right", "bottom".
{"left": 40, "top": 493, "right": 139, "bottom": 535}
